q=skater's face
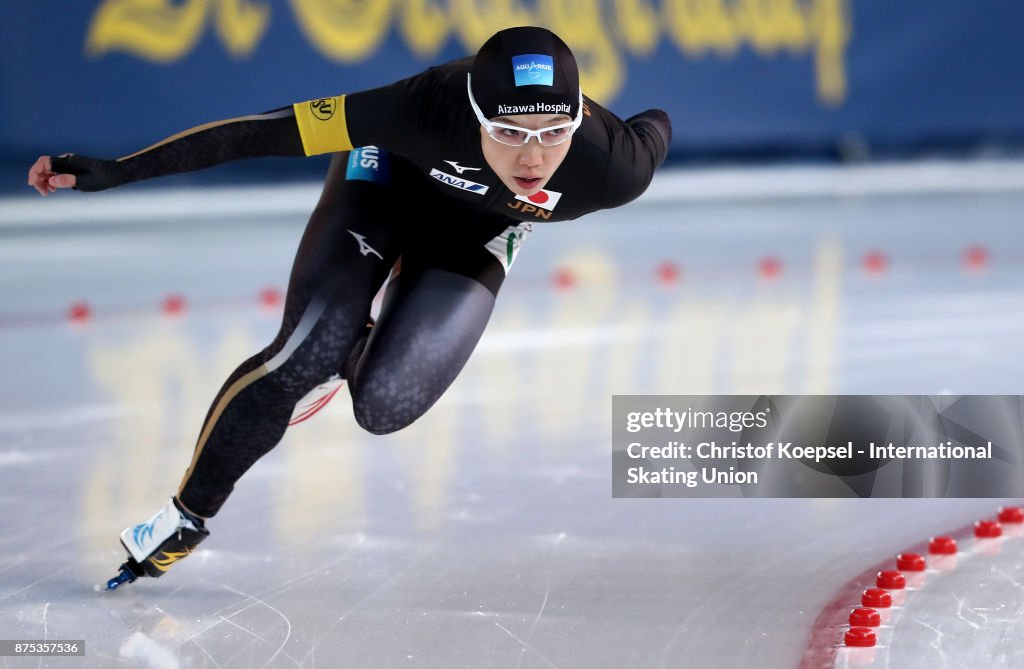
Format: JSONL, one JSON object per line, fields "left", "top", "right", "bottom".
{"left": 479, "top": 113, "right": 573, "bottom": 196}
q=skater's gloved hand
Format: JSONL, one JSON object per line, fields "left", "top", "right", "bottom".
{"left": 27, "top": 154, "right": 124, "bottom": 195}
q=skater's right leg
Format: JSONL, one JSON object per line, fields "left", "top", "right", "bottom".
{"left": 175, "top": 152, "right": 405, "bottom": 519}
{"left": 112, "top": 153, "right": 404, "bottom": 587}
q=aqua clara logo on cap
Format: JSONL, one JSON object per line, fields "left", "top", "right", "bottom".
{"left": 512, "top": 54, "right": 554, "bottom": 87}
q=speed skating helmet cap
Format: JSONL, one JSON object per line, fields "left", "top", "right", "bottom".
{"left": 469, "top": 26, "right": 581, "bottom": 120}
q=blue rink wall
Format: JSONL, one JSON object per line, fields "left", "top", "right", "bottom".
{"left": 2, "top": 1, "right": 1023, "bottom": 162}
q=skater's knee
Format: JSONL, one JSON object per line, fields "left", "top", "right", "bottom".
{"left": 358, "top": 420, "right": 402, "bottom": 436}
{"left": 352, "top": 405, "right": 414, "bottom": 435}
{"left": 354, "top": 409, "right": 413, "bottom": 436}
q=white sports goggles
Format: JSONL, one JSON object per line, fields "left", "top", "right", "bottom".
{"left": 467, "top": 73, "right": 584, "bottom": 147}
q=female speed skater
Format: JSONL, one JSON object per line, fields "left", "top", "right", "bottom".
{"left": 27, "top": 26, "right": 671, "bottom": 590}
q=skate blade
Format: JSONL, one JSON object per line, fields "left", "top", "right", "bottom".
{"left": 103, "top": 560, "right": 142, "bottom": 591}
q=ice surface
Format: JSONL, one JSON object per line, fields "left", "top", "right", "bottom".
{"left": 1, "top": 166, "right": 1022, "bottom": 667}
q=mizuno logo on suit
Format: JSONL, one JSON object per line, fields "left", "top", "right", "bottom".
{"left": 443, "top": 161, "right": 481, "bottom": 175}
{"left": 348, "top": 231, "right": 383, "bottom": 259}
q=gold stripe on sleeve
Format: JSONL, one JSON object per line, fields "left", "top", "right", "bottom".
{"left": 116, "top": 112, "right": 290, "bottom": 162}
{"left": 292, "top": 95, "right": 352, "bottom": 156}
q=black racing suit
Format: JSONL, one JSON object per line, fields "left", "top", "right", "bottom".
{"left": 54, "top": 57, "right": 671, "bottom": 518}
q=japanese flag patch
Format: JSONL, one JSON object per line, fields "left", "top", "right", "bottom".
{"left": 514, "top": 188, "right": 562, "bottom": 211}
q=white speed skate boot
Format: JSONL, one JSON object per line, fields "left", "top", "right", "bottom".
{"left": 104, "top": 498, "right": 209, "bottom": 590}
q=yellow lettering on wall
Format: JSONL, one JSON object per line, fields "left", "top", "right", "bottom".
{"left": 543, "top": 0, "right": 623, "bottom": 106}
{"left": 663, "top": 0, "right": 739, "bottom": 56}
{"left": 400, "top": 0, "right": 449, "bottom": 56}
{"left": 613, "top": 0, "right": 660, "bottom": 55}
{"left": 215, "top": 0, "right": 271, "bottom": 58}
{"left": 85, "top": 0, "right": 852, "bottom": 107}
{"left": 732, "top": 0, "right": 807, "bottom": 54}
{"left": 289, "top": 0, "right": 394, "bottom": 61}
{"left": 448, "top": 0, "right": 534, "bottom": 51}
{"left": 662, "top": 0, "right": 849, "bottom": 104}
{"left": 810, "top": 0, "right": 849, "bottom": 105}
{"left": 86, "top": 0, "right": 211, "bottom": 62}
{"left": 86, "top": 0, "right": 268, "bottom": 61}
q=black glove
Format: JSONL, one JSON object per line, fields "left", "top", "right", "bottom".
{"left": 50, "top": 154, "right": 125, "bottom": 192}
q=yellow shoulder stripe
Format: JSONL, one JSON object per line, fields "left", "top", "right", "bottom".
{"left": 293, "top": 95, "right": 352, "bottom": 156}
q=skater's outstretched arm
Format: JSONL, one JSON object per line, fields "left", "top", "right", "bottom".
{"left": 27, "top": 65, "right": 444, "bottom": 197}
{"left": 27, "top": 106, "right": 306, "bottom": 195}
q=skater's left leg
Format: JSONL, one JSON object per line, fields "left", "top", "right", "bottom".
{"left": 347, "top": 247, "right": 507, "bottom": 435}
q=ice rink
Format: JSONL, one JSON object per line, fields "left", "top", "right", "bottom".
{"left": 1, "top": 161, "right": 1023, "bottom": 667}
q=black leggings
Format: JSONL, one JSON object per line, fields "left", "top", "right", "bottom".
{"left": 177, "top": 151, "right": 521, "bottom": 517}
